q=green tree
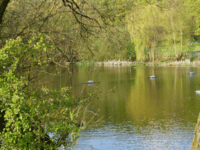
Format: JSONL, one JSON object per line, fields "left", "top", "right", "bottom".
{"left": 0, "top": 0, "right": 105, "bottom": 62}
{"left": 162, "top": 0, "right": 194, "bottom": 59}
{"left": 126, "top": 3, "right": 164, "bottom": 61}
{"left": 126, "top": 0, "right": 194, "bottom": 61}
{"left": 186, "top": 0, "right": 200, "bottom": 36}
{"left": 0, "top": 33, "right": 98, "bottom": 149}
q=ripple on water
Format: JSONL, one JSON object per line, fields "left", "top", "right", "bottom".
{"left": 74, "top": 121, "right": 194, "bottom": 150}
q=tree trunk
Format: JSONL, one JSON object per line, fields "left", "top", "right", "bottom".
{"left": 171, "top": 18, "right": 177, "bottom": 57}
{"left": 190, "top": 112, "right": 200, "bottom": 150}
{"left": 0, "top": 0, "right": 10, "bottom": 25}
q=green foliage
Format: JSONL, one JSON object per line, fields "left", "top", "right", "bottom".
{"left": 79, "top": 27, "right": 131, "bottom": 61}
{"left": 99, "top": 0, "right": 133, "bottom": 25}
{"left": 0, "top": 33, "right": 92, "bottom": 149}
{"left": 186, "top": 0, "right": 200, "bottom": 36}
{"left": 0, "top": 32, "right": 54, "bottom": 71}
{"left": 0, "top": 0, "right": 135, "bottom": 62}
{"left": 126, "top": 3, "right": 163, "bottom": 61}
{"left": 76, "top": 61, "right": 94, "bottom": 67}
{"left": 126, "top": 0, "right": 195, "bottom": 61}
{"left": 127, "top": 41, "right": 135, "bottom": 60}
{"left": 155, "top": 42, "right": 200, "bottom": 54}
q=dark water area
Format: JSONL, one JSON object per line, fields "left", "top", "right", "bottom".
{"left": 39, "top": 65, "right": 200, "bottom": 150}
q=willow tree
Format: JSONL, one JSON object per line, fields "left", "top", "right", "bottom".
{"left": 186, "top": 0, "right": 200, "bottom": 36}
{"left": 126, "top": 0, "right": 194, "bottom": 61}
{"left": 162, "top": 0, "right": 194, "bottom": 59}
{"left": 126, "top": 2, "right": 165, "bottom": 61}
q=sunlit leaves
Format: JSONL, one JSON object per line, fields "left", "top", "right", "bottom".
{"left": 0, "top": 33, "right": 88, "bottom": 149}
{"left": 126, "top": 0, "right": 195, "bottom": 60}
{"left": 186, "top": 0, "right": 200, "bottom": 36}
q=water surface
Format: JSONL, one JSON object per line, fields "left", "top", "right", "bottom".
{"left": 40, "top": 66, "right": 200, "bottom": 150}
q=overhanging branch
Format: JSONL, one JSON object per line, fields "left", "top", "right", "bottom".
{"left": 0, "top": 0, "right": 10, "bottom": 25}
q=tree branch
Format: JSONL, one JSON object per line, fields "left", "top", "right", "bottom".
{"left": 0, "top": 0, "right": 10, "bottom": 25}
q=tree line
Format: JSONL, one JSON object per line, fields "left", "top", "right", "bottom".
{"left": 127, "top": 0, "right": 200, "bottom": 61}
{"left": 1, "top": 0, "right": 200, "bottom": 62}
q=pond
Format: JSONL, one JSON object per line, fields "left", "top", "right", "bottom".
{"left": 40, "top": 65, "right": 200, "bottom": 150}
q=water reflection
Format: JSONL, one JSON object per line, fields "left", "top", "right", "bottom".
{"left": 37, "top": 66, "right": 200, "bottom": 150}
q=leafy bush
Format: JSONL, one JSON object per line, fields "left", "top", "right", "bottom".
{"left": 0, "top": 33, "right": 95, "bottom": 149}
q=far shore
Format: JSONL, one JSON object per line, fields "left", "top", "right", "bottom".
{"left": 85, "top": 59, "right": 200, "bottom": 67}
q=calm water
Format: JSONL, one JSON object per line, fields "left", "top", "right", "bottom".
{"left": 40, "top": 66, "right": 200, "bottom": 150}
